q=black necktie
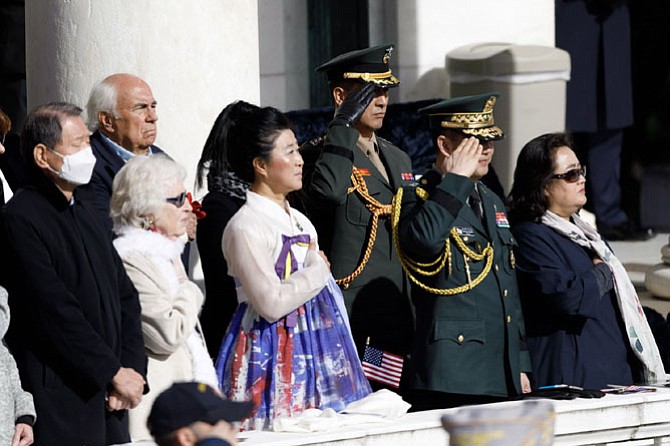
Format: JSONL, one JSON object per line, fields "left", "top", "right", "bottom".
{"left": 469, "top": 188, "right": 483, "bottom": 222}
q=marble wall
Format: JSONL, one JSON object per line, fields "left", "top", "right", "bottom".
{"left": 25, "top": 0, "right": 261, "bottom": 195}
{"left": 258, "top": 0, "right": 555, "bottom": 109}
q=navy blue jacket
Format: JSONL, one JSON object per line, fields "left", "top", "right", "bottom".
{"left": 512, "top": 220, "right": 640, "bottom": 389}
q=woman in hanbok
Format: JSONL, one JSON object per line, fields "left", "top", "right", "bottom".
{"left": 213, "top": 100, "right": 371, "bottom": 430}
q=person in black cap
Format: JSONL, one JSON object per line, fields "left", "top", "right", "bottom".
{"left": 393, "top": 92, "right": 532, "bottom": 410}
{"left": 148, "top": 382, "right": 254, "bottom": 446}
{"left": 300, "top": 43, "right": 415, "bottom": 394}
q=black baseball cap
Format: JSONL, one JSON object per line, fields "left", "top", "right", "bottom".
{"left": 148, "top": 382, "right": 255, "bottom": 438}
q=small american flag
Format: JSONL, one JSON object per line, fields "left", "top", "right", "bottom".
{"left": 361, "top": 345, "right": 404, "bottom": 388}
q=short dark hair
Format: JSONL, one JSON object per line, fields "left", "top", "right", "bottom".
{"left": 196, "top": 100, "right": 291, "bottom": 186}
{"left": 21, "top": 102, "right": 83, "bottom": 164}
{"left": 328, "top": 79, "right": 362, "bottom": 93}
{"left": 507, "top": 132, "right": 574, "bottom": 224}
{"left": 432, "top": 128, "right": 464, "bottom": 150}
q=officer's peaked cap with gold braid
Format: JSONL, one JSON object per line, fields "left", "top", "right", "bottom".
{"left": 316, "top": 43, "right": 399, "bottom": 88}
{"left": 418, "top": 92, "right": 504, "bottom": 141}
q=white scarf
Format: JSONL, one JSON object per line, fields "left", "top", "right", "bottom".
{"left": 541, "top": 210, "right": 666, "bottom": 382}
{"left": 113, "top": 226, "right": 219, "bottom": 389}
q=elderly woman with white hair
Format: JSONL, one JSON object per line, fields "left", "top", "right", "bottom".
{"left": 110, "top": 154, "right": 217, "bottom": 441}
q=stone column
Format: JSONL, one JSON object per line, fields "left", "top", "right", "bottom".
{"left": 25, "top": 0, "right": 260, "bottom": 190}
{"left": 645, "top": 237, "right": 670, "bottom": 299}
{"left": 25, "top": 0, "right": 260, "bottom": 280}
{"left": 259, "top": 0, "right": 309, "bottom": 111}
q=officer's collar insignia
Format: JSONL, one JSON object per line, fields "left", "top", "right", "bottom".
{"left": 455, "top": 226, "right": 475, "bottom": 237}
{"left": 495, "top": 212, "right": 510, "bottom": 228}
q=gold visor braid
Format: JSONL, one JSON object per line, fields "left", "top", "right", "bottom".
{"left": 342, "top": 70, "right": 399, "bottom": 85}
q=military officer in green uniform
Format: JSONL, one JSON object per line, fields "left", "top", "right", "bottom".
{"left": 300, "top": 43, "right": 415, "bottom": 391}
{"left": 394, "top": 93, "right": 532, "bottom": 409}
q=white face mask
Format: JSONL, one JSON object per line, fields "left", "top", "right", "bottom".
{"left": 48, "top": 146, "right": 97, "bottom": 186}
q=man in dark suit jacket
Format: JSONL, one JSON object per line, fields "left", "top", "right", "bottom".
{"left": 396, "top": 94, "right": 531, "bottom": 410}
{"left": 301, "top": 44, "right": 415, "bottom": 393}
{"left": 77, "top": 73, "right": 194, "bottom": 267}
{"left": 76, "top": 73, "right": 162, "bottom": 232}
{"left": 0, "top": 102, "right": 147, "bottom": 445}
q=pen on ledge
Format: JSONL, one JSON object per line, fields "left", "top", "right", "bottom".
{"left": 538, "top": 384, "right": 584, "bottom": 390}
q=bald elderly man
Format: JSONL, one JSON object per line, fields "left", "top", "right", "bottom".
{"left": 76, "top": 73, "right": 162, "bottom": 231}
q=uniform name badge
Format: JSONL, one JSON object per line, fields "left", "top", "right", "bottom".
{"left": 495, "top": 212, "right": 510, "bottom": 228}
{"left": 455, "top": 226, "right": 475, "bottom": 237}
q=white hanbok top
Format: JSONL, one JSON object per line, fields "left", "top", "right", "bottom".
{"left": 222, "top": 191, "right": 330, "bottom": 322}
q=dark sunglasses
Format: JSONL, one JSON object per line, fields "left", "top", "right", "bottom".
{"left": 165, "top": 191, "right": 187, "bottom": 207}
{"left": 550, "top": 165, "right": 586, "bottom": 183}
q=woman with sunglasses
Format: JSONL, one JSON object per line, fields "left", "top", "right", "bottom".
{"left": 507, "top": 132, "right": 665, "bottom": 390}
{"left": 109, "top": 154, "right": 218, "bottom": 441}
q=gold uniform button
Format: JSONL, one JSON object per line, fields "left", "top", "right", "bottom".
{"left": 457, "top": 334, "right": 465, "bottom": 343}
{"left": 506, "top": 315, "right": 512, "bottom": 323}
{"left": 463, "top": 236, "right": 469, "bottom": 242}
{"left": 503, "top": 289, "right": 508, "bottom": 297}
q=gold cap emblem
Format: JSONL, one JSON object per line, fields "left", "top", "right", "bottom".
{"left": 383, "top": 46, "right": 393, "bottom": 64}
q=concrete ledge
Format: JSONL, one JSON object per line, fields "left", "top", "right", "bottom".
{"left": 237, "top": 389, "right": 670, "bottom": 446}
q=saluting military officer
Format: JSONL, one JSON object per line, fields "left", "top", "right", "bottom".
{"left": 394, "top": 93, "right": 532, "bottom": 410}
{"left": 300, "top": 43, "right": 415, "bottom": 392}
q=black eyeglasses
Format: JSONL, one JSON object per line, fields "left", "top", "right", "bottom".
{"left": 165, "top": 191, "right": 187, "bottom": 207}
{"left": 550, "top": 165, "right": 586, "bottom": 183}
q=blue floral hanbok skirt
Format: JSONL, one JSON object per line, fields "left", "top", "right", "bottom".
{"left": 215, "top": 234, "right": 371, "bottom": 430}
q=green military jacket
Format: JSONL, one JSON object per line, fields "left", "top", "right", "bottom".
{"left": 396, "top": 169, "right": 532, "bottom": 397}
{"left": 301, "top": 126, "right": 415, "bottom": 357}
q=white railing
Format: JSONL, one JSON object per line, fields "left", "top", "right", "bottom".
{"left": 235, "top": 389, "right": 670, "bottom": 446}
